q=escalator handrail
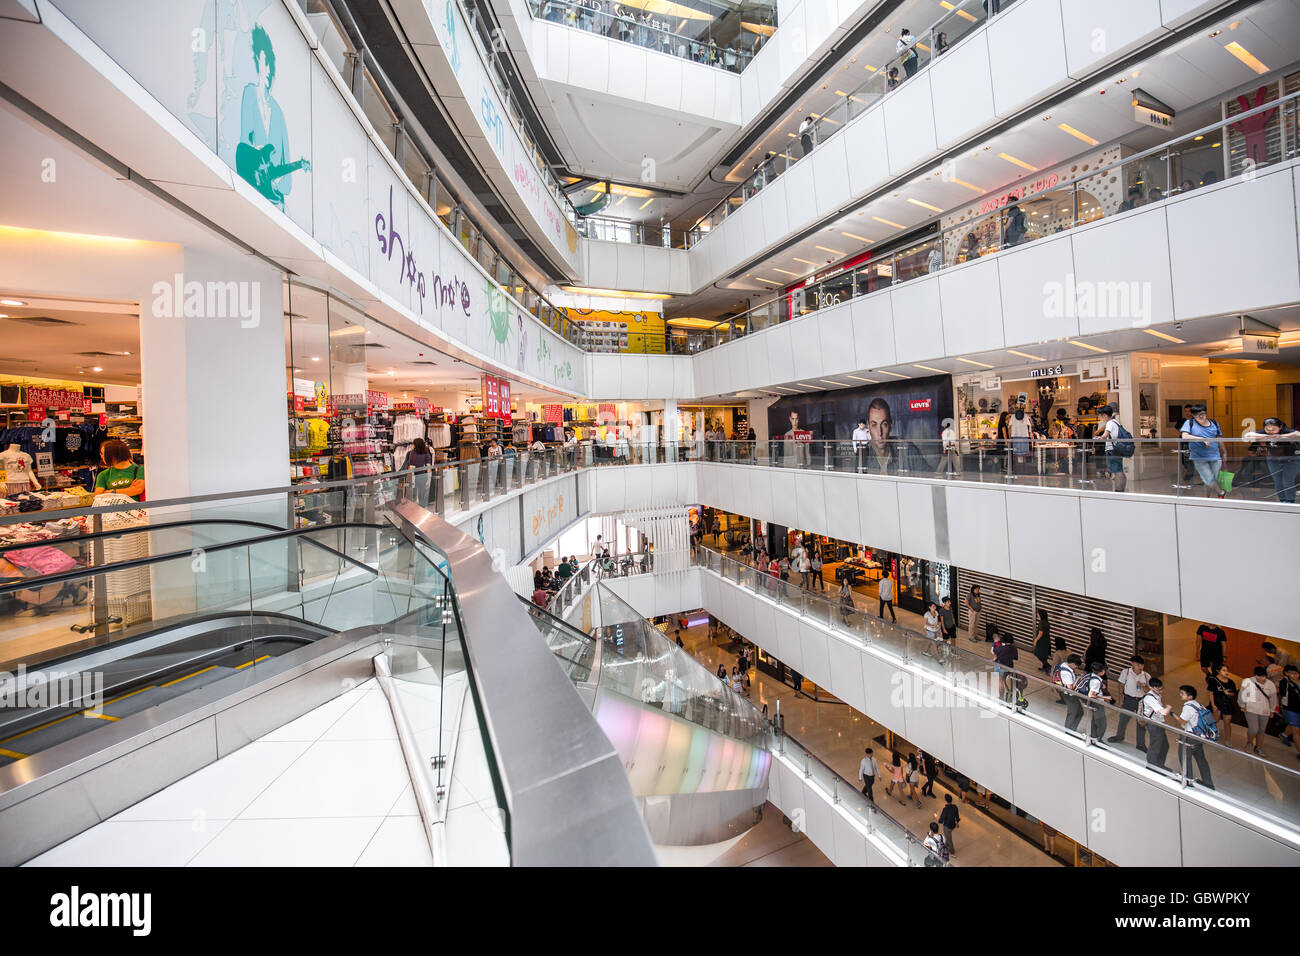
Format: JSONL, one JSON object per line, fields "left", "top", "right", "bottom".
{"left": 0, "top": 517, "right": 289, "bottom": 556}
{"left": 0, "top": 521, "right": 390, "bottom": 596}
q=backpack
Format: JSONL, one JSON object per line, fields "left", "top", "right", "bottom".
{"left": 1051, "top": 662, "right": 1072, "bottom": 685}
{"left": 1188, "top": 701, "right": 1219, "bottom": 741}
{"left": 1073, "top": 672, "right": 1095, "bottom": 694}
{"left": 932, "top": 833, "right": 950, "bottom": 863}
{"left": 1113, "top": 423, "right": 1136, "bottom": 457}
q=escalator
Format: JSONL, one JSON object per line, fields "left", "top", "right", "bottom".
{"left": 0, "top": 615, "right": 329, "bottom": 768}
{"left": 523, "top": 594, "right": 772, "bottom": 847}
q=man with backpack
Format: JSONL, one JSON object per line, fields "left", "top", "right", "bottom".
{"left": 923, "top": 821, "right": 949, "bottom": 866}
{"left": 1097, "top": 404, "right": 1132, "bottom": 492}
{"left": 1139, "top": 678, "right": 1174, "bottom": 772}
{"left": 1177, "top": 685, "right": 1217, "bottom": 789}
{"left": 1079, "top": 662, "right": 1114, "bottom": 739}
{"left": 1057, "top": 654, "right": 1084, "bottom": 726}
{"left": 937, "top": 793, "right": 960, "bottom": 856}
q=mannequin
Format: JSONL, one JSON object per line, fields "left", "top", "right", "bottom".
{"left": 1, "top": 444, "right": 40, "bottom": 496}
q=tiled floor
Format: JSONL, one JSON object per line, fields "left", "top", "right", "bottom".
{"left": 25, "top": 679, "right": 434, "bottom": 867}
{"left": 676, "top": 621, "right": 1061, "bottom": 867}
{"left": 710, "top": 803, "right": 832, "bottom": 867}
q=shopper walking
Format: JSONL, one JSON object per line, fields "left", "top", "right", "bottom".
{"left": 838, "top": 580, "right": 856, "bottom": 624}
{"left": 993, "top": 631, "right": 1019, "bottom": 704}
{"left": 1177, "top": 686, "right": 1217, "bottom": 789}
{"left": 937, "top": 794, "right": 960, "bottom": 856}
{"left": 1108, "top": 655, "right": 1152, "bottom": 749}
{"left": 1139, "top": 678, "right": 1174, "bottom": 772}
{"left": 896, "top": 27, "right": 918, "bottom": 78}
{"left": 1180, "top": 404, "right": 1226, "bottom": 497}
{"left": 1206, "top": 663, "right": 1239, "bottom": 749}
{"left": 1080, "top": 662, "right": 1113, "bottom": 739}
{"left": 407, "top": 437, "right": 434, "bottom": 505}
{"left": 886, "top": 750, "right": 906, "bottom": 804}
{"left": 920, "top": 749, "right": 938, "bottom": 798}
{"left": 810, "top": 551, "right": 825, "bottom": 590}
{"left": 1240, "top": 666, "right": 1278, "bottom": 756}
{"left": 965, "top": 584, "right": 982, "bottom": 643}
{"left": 924, "top": 822, "right": 949, "bottom": 866}
{"left": 905, "top": 752, "right": 923, "bottom": 808}
{"left": 858, "top": 747, "right": 880, "bottom": 802}
{"left": 924, "top": 601, "right": 942, "bottom": 645}
{"left": 939, "top": 596, "right": 957, "bottom": 645}
{"left": 1084, "top": 627, "right": 1108, "bottom": 673}
{"left": 1032, "top": 609, "right": 1052, "bottom": 674}
{"left": 1057, "top": 653, "right": 1082, "bottom": 714}
{"left": 1197, "top": 622, "right": 1228, "bottom": 676}
{"left": 876, "top": 570, "right": 896, "bottom": 622}
{"left": 1097, "top": 404, "right": 1129, "bottom": 492}
{"left": 1279, "top": 666, "right": 1300, "bottom": 752}
{"left": 795, "top": 548, "right": 812, "bottom": 589}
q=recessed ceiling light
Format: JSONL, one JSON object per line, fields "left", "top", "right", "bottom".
{"left": 815, "top": 245, "right": 845, "bottom": 256}
{"left": 0, "top": 315, "right": 7, "bottom": 320}
{"left": 841, "top": 232, "right": 872, "bottom": 242}
{"left": 907, "top": 198, "right": 943, "bottom": 212}
{"left": 1143, "top": 328, "right": 1186, "bottom": 344}
{"left": 772, "top": 267, "right": 800, "bottom": 276}
{"left": 1058, "top": 123, "right": 1099, "bottom": 146}
{"left": 1068, "top": 339, "right": 1109, "bottom": 353}
{"left": 793, "top": 257, "right": 817, "bottom": 266}
{"left": 998, "top": 152, "right": 1036, "bottom": 171}
{"left": 1006, "top": 349, "right": 1045, "bottom": 361}
{"left": 0, "top": 299, "right": 23, "bottom": 307}
{"left": 956, "top": 357, "right": 994, "bottom": 368}
{"left": 846, "top": 374, "right": 880, "bottom": 383}
{"left": 1224, "top": 41, "right": 1268, "bottom": 74}
{"left": 91, "top": 366, "right": 103, "bottom": 372}
{"left": 311, "top": 356, "right": 320, "bottom": 361}
{"left": 872, "top": 216, "right": 904, "bottom": 228}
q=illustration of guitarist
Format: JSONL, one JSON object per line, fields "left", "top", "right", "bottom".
{"left": 237, "top": 24, "right": 309, "bottom": 208}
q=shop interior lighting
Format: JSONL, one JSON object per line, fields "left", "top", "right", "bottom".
{"left": 1223, "top": 41, "right": 1267, "bottom": 73}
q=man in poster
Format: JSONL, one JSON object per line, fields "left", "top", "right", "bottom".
{"left": 782, "top": 410, "right": 812, "bottom": 467}
{"left": 860, "top": 397, "right": 930, "bottom": 473}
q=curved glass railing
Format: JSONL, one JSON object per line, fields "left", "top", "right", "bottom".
{"left": 694, "top": 544, "right": 1300, "bottom": 832}
{"left": 687, "top": 0, "right": 1018, "bottom": 243}
{"left": 672, "top": 90, "right": 1300, "bottom": 353}
{"left": 525, "top": 0, "right": 773, "bottom": 74}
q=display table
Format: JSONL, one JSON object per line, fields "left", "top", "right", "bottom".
{"left": 1035, "top": 441, "right": 1074, "bottom": 476}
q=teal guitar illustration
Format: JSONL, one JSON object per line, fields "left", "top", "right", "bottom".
{"left": 236, "top": 139, "right": 310, "bottom": 208}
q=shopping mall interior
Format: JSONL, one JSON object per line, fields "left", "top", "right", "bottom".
{"left": 1, "top": 0, "right": 1299, "bottom": 882}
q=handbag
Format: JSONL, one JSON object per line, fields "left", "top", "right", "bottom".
{"left": 1217, "top": 469, "right": 1235, "bottom": 493}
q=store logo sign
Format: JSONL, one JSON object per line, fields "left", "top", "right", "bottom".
{"left": 908, "top": 398, "right": 932, "bottom": 411}
{"left": 151, "top": 274, "right": 261, "bottom": 328}
{"left": 1029, "top": 365, "right": 1065, "bottom": 378}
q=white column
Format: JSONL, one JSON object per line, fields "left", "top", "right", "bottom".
{"left": 140, "top": 247, "right": 289, "bottom": 500}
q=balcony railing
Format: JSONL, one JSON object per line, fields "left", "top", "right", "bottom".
{"left": 526, "top": 0, "right": 774, "bottom": 74}
{"left": 687, "top": 0, "right": 1020, "bottom": 243}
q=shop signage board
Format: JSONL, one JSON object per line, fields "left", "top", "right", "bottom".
{"left": 26, "top": 387, "right": 84, "bottom": 410}
{"left": 543, "top": 404, "right": 563, "bottom": 423}
{"left": 481, "top": 374, "right": 502, "bottom": 418}
{"left": 1134, "top": 103, "right": 1173, "bottom": 130}
{"left": 365, "top": 390, "right": 390, "bottom": 408}
{"left": 1030, "top": 365, "right": 1065, "bottom": 378}
{"left": 1240, "top": 331, "right": 1280, "bottom": 355}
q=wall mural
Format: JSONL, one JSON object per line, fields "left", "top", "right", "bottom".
{"left": 54, "top": 0, "right": 586, "bottom": 394}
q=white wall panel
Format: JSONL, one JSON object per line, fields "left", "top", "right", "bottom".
{"left": 614, "top": 242, "right": 645, "bottom": 292}
{"left": 606, "top": 45, "right": 647, "bottom": 102}
{"left": 620, "top": 353, "right": 648, "bottom": 399}
{"left": 850, "top": 292, "right": 897, "bottom": 370}
{"left": 1070, "top": 208, "right": 1175, "bottom": 335}
{"left": 944, "top": 485, "right": 1011, "bottom": 578}
{"left": 1168, "top": 170, "right": 1300, "bottom": 319}
{"left": 776, "top": 605, "right": 804, "bottom": 671}
{"left": 831, "top": 811, "right": 870, "bottom": 867}
{"left": 816, "top": 302, "right": 856, "bottom": 376}
{"left": 1178, "top": 800, "right": 1300, "bottom": 867}
{"left": 842, "top": 106, "right": 889, "bottom": 199}
{"left": 810, "top": 138, "right": 850, "bottom": 220}
{"left": 1082, "top": 756, "right": 1184, "bottom": 867}
{"left": 749, "top": 467, "right": 775, "bottom": 520}
{"left": 768, "top": 468, "right": 798, "bottom": 529}
{"left": 1060, "top": 0, "right": 1165, "bottom": 77}
{"left": 895, "top": 481, "right": 936, "bottom": 559}
{"left": 646, "top": 355, "right": 673, "bottom": 398}
{"left": 794, "top": 471, "right": 828, "bottom": 535}
{"left": 1007, "top": 722, "right": 1088, "bottom": 844}
{"left": 947, "top": 698, "right": 1014, "bottom": 801}
{"left": 672, "top": 354, "right": 695, "bottom": 399}
{"left": 642, "top": 54, "right": 682, "bottom": 112}
{"left": 567, "top": 30, "right": 610, "bottom": 90}
{"left": 801, "top": 777, "right": 836, "bottom": 853}
{"left": 996, "top": 231, "right": 1077, "bottom": 346}
{"left": 827, "top": 635, "right": 867, "bottom": 712}
{"left": 790, "top": 314, "right": 825, "bottom": 381}
{"left": 1080, "top": 496, "right": 1181, "bottom": 614}
{"left": 856, "top": 478, "right": 902, "bottom": 553}
{"left": 1004, "top": 491, "right": 1085, "bottom": 594}
{"left": 1175, "top": 503, "right": 1300, "bottom": 639}
{"left": 881, "top": 73, "right": 938, "bottom": 176}
{"left": 860, "top": 652, "right": 907, "bottom": 737}
{"left": 889, "top": 279, "right": 944, "bottom": 364}
{"left": 765, "top": 322, "right": 797, "bottom": 384}
{"left": 986, "top": 0, "right": 1069, "bottom": 116}
{"left": 938, "top": 258, "right": 1005, "bottom": 357}
{"left": 822, "top": 473, "right": 861, "bottom": 538}
{"left": 902, "top": 678, "right": 956, "bottom": 766}
{"left": 928, "top": 31, "right": 996, "bottom": 148}
{"left": 799, "top": 619, "right": 832, "bottom": 689}
{"left": 782, "top": 158, "right": 818, "bottom": 234}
